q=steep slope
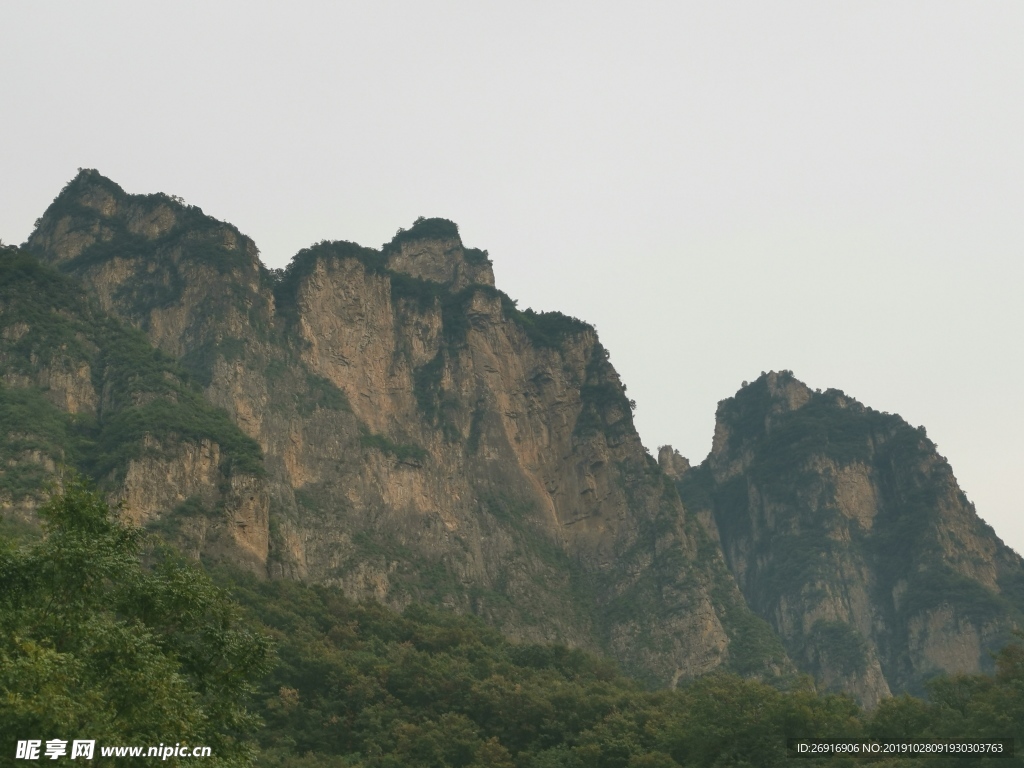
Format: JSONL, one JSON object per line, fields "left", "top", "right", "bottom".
{"left": 0, "top": 246, "right": 268, "bottom": 567}
{"left": 17, "top": 170, "right": 786, "bottom": 685}
{"left": 675, "top": 371, "right": 1024, "bottom": 704}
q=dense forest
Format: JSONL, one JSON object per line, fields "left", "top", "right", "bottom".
{"left": 2, "top": 484, "right": 1021, "bottom": 767}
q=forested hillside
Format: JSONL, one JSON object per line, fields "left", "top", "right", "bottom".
{"left": 2, "top": 485, "right": 1022, "bottom": 767}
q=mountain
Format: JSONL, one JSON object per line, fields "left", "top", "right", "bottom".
{"left": 673, "top": 371, "right": 1024, "bottom": 704}
{"left": 9, "top": 169, "right": 786, "bottom": 686}
{"left": 4, "top": 169, "right": 1021, "bottom": 703}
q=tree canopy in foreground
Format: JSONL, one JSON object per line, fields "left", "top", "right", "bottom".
{"left": 0, "top": 479, "right": 271, "bottom": 767}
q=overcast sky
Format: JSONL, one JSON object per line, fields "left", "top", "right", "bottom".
{"left": 3, "top": 2, "right": 1022, "bottom": 553}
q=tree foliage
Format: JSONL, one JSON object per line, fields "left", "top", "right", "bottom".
{"left": 2, "top": 483, "right": 1023, "bottom": 767}
{"left": 226, "top": 571, "right": 1024, "bottom": 768}
{"left": 0, "top": 479, "right": 271, "bottom": 766}
{"left": 227, "top": 576, "right": 870, "bottom": 768}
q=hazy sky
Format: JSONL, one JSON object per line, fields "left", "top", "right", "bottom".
{"left": 3, "top": 2, "right": 1022, "bottom": 553}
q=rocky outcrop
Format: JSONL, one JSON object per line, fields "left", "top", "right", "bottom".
{"left": 384, "top": 220, "right": 495, "bottom": 289}
{"left": 679, "top": 371, "right": 1024, "bottom": 702}
{"left": 119, "top": 437, "right": 270, "bottom": 571}
{"left": 658, "top": 446, "right": 691, "bottom": 480}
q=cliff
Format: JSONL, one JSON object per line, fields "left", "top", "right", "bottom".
{"left": 14, "top": 171, "right": 1019, "bottom": 700}
{"left": 0, "top": 246, "right": 269, "bottom": 569}
{"left": 12, "top": 170, "right": 786, "bottom": 684}
{"left": 675, "top": 371, "right": 1024, "bottom": 703}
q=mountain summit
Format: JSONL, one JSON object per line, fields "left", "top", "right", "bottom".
{"left": 676, "top": 371, "right": 1024, "bottom": 703}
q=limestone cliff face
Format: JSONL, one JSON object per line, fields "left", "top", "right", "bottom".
{"left": 0, "top": 244, "right": 268, "bottom": 571}
{"left": 119, "top": 437, "right": 270, "bottom": 571}
{"left": 678, "top": 371, "right": 1024, "bottom": 703}
{"left": 20, "top": 171, "right": 781, "bottom": 685}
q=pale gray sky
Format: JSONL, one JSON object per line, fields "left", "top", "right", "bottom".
{"left": 3, "top": 2, "right": 1022, "bottom": 553}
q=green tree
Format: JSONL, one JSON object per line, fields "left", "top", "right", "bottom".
{"left": 0, "top": 478, "right": 271, "bottom": 766}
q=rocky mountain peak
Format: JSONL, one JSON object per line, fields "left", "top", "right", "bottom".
{"left": 59, "top": 168, "right": 127, "bottom": 218}
{"left": 761, "top": 369, "right": 812, "bottom": 411}
{"left": 733, "top": 370, "right": 814, "bottom": 419}
{"left": 24, "top": 170, "right": 272, "bottom": 375}
{"left": 383, "top": 217, "right": 494, "bottom": 289}
{"left": 28, "top": 169, "right": 260, "bottom": 278}
{"left": 657, "top": 445, "right": 691, "bottom": 479}
{"left": 681, "top": 368, "right": 1024, "bottom": 703}
{"left": 710, "top": 372, "right": 798, "bottom": 457}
